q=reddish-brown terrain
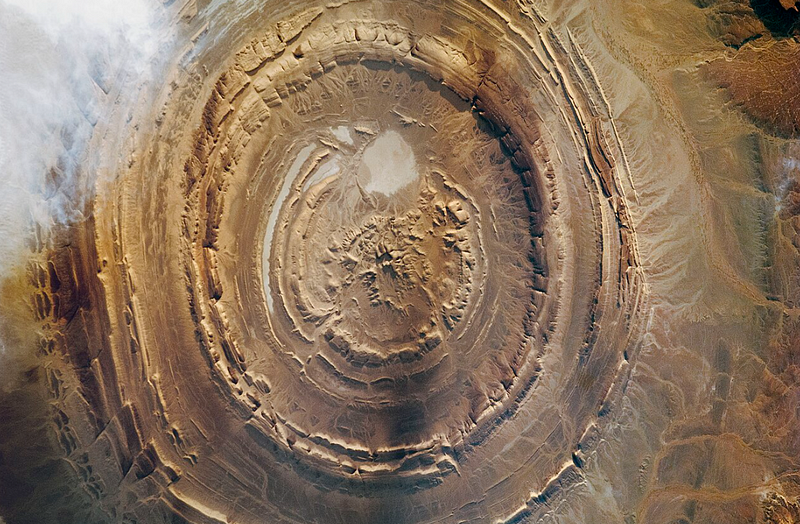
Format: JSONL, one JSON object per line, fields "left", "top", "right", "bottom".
{"left": 0, "top": 0, "right": 799, "bottom": 523}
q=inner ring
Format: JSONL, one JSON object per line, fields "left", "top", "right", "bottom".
{"left": 206, "top": 50, "right": 551, "bottom": 488}
{"left": 267, "top": 129, "right": 484, "bottom": 368}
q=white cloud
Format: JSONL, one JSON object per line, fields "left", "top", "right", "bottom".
{"left": 0, "top": 0, "right": 162, "bottom": 381}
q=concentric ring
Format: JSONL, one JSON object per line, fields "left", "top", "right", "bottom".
{"left": 35, "top": 2, "right": 647, "bottom": 522}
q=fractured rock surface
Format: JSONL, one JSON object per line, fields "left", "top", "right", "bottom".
{"left": 1, "top": 0, "right": 800, "bottom": 523}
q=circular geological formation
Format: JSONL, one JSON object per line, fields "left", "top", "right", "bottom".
{"left": 32, "top": 2, "right": 648, "bottom": 523}
{"left": 244, "top": 61, "right": 540, "bottom": 486}
{"left": 200, "top": 46, "right": 548, "bottom": 491}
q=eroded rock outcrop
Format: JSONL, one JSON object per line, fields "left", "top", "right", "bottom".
{"left": 1, "top": 0, "right": 799, "bottom": 523}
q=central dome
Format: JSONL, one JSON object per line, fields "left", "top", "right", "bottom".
{"left": 269, "top": 128, "right": 482, "bottom": 364}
